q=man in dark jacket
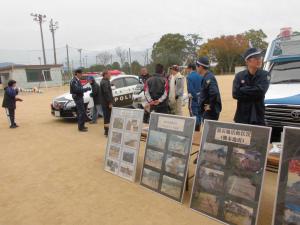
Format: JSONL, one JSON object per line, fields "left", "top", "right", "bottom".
{"left": 100, "top": 70, "right": 113, "bottom": 136}
{"left": 70, "top": 69, "right": 91, "bottom": 132}
{"left": 197, "top": 57, "right": 222, "bottom": 121}
{"left": 144, "top": 64, "right": 169, "bottom": 114}
{"left": 233, "top": 48, "right": 270, "bottom": 125}
{"left": 88, "top": 76, "right": 103, "bottom": 124}
{"left": 2, "top": 80, "right": 23, "bottom": 128}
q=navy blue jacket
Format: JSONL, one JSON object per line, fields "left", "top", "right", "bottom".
{"left": 198, "top": 71, "right": 222, "bottom": 114}
{"left": 187, "top": 71, "right": 202, "bottom": 105}
{"left": 70, "top": 76, "right": 90, "bottom": 100}
{"left": 2, "top": 87, "right": 18, "bottom": 109}
{"left": 233, "top": 69, "right": 269, "bottom": 125}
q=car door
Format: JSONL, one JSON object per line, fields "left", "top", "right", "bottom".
{"left": 111, "top": 77, "right": 130, "bottom": 107}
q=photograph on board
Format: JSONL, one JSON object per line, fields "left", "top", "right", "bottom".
{"left": 126, "top": 118, "right": 139, "bottom": 133}
{"left": 111, "top": 131, "right": 122, "bottom": 145}
{"left": 123, "top": 132, "right": 139, "bottom": 149}
{"left": 145, "top": 149, "right": 164, "bottom": 170}
{"left": 141, "top": 168, "right": 160, "bottom": 190}
{"left": 119, "top": 164, "right": 134, "bottom": 180}
{"left": 160, "top": 175, "right": 182, "bottom": 200}
{"left": 113, "top": 117, "right": 124, "bottom": 130}
{"left": 232, "top": 147, "right": 262, "bottom": 173}
{"left": 226, "top": 175, "right": 256, "bottom": 201}
{"left": 224, "top": 200, "right": 253, "bottom": 225}
{"left": 105, "top": 159, "right": 119, "bottom": 173}
{"left": 200, "top": 143, "right": 228, "bottom": 166}
{"left": 168, "top": 134, "right": 189, "bottom": 156}
{"left": 165, "top": 154, "right": 186, "bottom": 177}
{"left": 148, "top": 130, "right": 167, "bottom": 151}
{"left": 190, "top": 192, "right": 220, "bottom": 216}
{"left": 108, "top": 145, "right": 121, "bottom": 160}
{"left": 122, "top": 148, "right": 136, "bottom": 164}
{"left": 198, "top": 167, "right": 224, "bottom": 192}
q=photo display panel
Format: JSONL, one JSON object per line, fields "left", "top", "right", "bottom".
{"left": 140, "top": 113, "right": 196, "bottom": 203}
{"left": 273, "top": 127, "right": 300, "bottom": 225}
{"left": 190, "top": 120, "right": 271, "bottom": 225}
{"left": 104, "top": 107, "right": 144, "bottom": 182}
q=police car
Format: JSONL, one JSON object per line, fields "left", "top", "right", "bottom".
{"left": 51, "top": 75, "right": 139, "bottom": 120}
{"left": 264, "top": 29, "right": 300, "bottom": 141}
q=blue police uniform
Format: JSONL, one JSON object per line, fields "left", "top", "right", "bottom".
{"left": 187, "top": 70, "right": 202, "bottom": 126}
{"left": 233, "top": 69, "right": 269, "bottom": 125}
{"left": 198, "top": 71, "right": 222, "bottom": 121}
{"left": 70, "top": 76, "right": 91, "bottom": 131}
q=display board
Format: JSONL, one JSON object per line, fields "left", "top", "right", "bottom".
{"left": 104, "top": 107, "right": 144, "bottom": 182}
{"left": 190, "top": 120, "right": 271, "bottom": 225}
{"left": 140, "top": 113, "right": 196, "bottom": 202}
{"left": 273, "top": 127, "right": 300, "bottom": 225}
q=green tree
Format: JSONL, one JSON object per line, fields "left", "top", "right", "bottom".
{"left": 186, "top": 33, "right": 203, "bottom": 62}
{"left": 122, "top": 62, "right": 130, "bottom": 74}
{"left": 244, "top": 29, "right": 268, "bottom": 51}
{"left": 131, "top": 60, "right": 142, "bottom": 75}
{"left": 111, "top": 62, "right": 121, "bottom": 70}
{"left": 151, "top": 33, "right": 189, "bottom": 69}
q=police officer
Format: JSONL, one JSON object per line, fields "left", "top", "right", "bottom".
{"left": 70, "top": 69, "right": 91, "bottom": 132}
{"left": 196, "top": 57, "right": 222, "bottom": 121}
{"left": 186, "top": 63, "right": 202, "bottom": 131}
{"left": 233, "top": 48, "right": 270, "bottom": 125}
{"left": 99, "top": 70, "right": 113, "bottom": 136}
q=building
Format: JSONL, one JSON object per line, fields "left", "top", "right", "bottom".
{"left": 0, "top": 64, "right": 63, "bottom": 89}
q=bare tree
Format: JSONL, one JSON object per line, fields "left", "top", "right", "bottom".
{"left": 97, "top": 51, "right": 111, "bottom": 66}
{"left": 115, "top": 47, "right": 126, "bottom": 66}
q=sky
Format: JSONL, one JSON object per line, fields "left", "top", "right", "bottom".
{"left": 0, "top": 0, "right": 299, "bottom": 65}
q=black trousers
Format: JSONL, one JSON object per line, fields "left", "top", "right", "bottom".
{"left": 202, "top": 111, "right": 220, "bottom": 121}
{"left": 102, "top": 105, "right": 111, "bottom": 125}
{"left": 5, "top": 108, "right": 15, "bottom": 126}
{"left": 152, "top": 105, "right": 170, "bottom": 114}
{"left": 75, "top": 98, "right": 86, "bottom": 130}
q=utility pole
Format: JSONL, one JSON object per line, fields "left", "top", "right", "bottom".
{"left": 129, "top": 48, "right": 132, "bottom": 74}
{"left": 78, "top": 49, "right": 82, "bottom": 67}
{"left": 85, "top": 56, "right": 88, "bottom": 68}
{"left": 31, "top": 13, "right": 47, "bottom": 65}
{"left": 111, "top": 55, "right": 113, "bottom": 65}
{"left": 49, "top": 19, "right": 59, "bottom": 64}
{"left": 66, "top": 45, "right": 71, "bottom": 75}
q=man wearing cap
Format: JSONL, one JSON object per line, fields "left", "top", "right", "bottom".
{"left": 186, "top": 63, "right": 202, "bottom": 131}
{"left": 70, "top": 69, "right": 91, "bottom": 132}
{"left": 168, "top": 65, "right": 184, "bottom": 115}
{"left": 196, "top": 57, "right": 222, "bottom": 121}
{"left": 233, "top": 48, "right": 270, "bottom": 125}
{"left": 88, "top": 76, "right": 103, "bottom": 124}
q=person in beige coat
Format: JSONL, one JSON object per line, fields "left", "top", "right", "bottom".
{"left": 168, "top": 65, "right": 184, "bottom": 115}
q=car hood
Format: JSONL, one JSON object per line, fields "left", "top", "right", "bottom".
{"left": 265, "top": 83, "right": 300, "bottom": 105}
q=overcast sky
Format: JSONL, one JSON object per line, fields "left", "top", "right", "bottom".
{"left": 0, "top": 0, "right": 299, "bottom": 51}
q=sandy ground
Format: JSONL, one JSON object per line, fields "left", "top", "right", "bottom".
{"left": 0, "top": 75, "right": 277, "bottom": 225}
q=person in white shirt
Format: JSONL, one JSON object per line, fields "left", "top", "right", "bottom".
{"left": 168, "top": 65, "right": 184, "bottom": 115}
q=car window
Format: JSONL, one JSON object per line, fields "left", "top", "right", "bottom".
{"left": 111, "top": 78, "right": 125, "bottom": 89}
{"left": 125, "top": 77, "right": 139, "bottom": 86}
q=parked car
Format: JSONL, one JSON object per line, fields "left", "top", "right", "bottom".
{"left": 51, "top": 75, "right": 140, "bottom": 120}
{"left": 79, "top": 72, "right": 100, "bottom": 85}
{"left": 264, "top": 30, "right": 300, "bottom": 141}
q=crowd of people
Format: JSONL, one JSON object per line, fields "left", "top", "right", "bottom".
{"left": 2, "top": 47, "right": 270, "bottom": 138}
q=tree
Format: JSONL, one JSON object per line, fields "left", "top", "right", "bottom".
{"left": 115, "top": 47, "right": 126, "bottom": 66}
{"left": 198, "top": 34, "right": 249, "bottom": 74}
{"left": 111, "top": 62, "right": 121, "bottom": 70}
{"left": 122, "top": 62, "right": 130, "bottom": 74}
{"left": 96, "top": 51, "right": 111, "bottom": 66}
{"left": 244, "top": 29, "right": 268, "bottom": 51}
{"left": 131, "top": 60, "right": 142, "bottom": 75}
{"left": 185, "top": 33, "right": 203, "bottom": 62}
{"left": 151, "top": 33, "right": 189, "bottom": 69}
{"left": 87, "top": 64, "right": 106, "bottom": 72}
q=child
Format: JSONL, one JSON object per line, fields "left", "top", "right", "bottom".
{"left": 2, "top": 80, "right": 23, "bottom": 128}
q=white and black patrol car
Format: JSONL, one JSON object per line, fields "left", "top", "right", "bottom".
{"left": 51, "top": 75, "right": 140, "bottom": 120}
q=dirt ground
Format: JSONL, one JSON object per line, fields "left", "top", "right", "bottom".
{"left": 0, "top": 75, "right": 277, "bottom": 225}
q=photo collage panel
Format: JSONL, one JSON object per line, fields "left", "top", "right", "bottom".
{"left": 273, "top": 127, "right": 300, "bottom": 225}
{"left": 140, "top": 114, "right": 195, "bottom": 203}
{"left": 104, "top": 108, "right": 144, "bottom": 182}
{"left": 190, "top": 120, "right": 271, "bottom": 225}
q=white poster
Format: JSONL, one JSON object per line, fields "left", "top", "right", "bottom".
{"left": 157, "top": 116, "right": 185, "bottom": 132}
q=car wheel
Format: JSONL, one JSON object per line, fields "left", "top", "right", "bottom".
{"left": 86, "top": 107, "right": 93, "bottom": 121}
